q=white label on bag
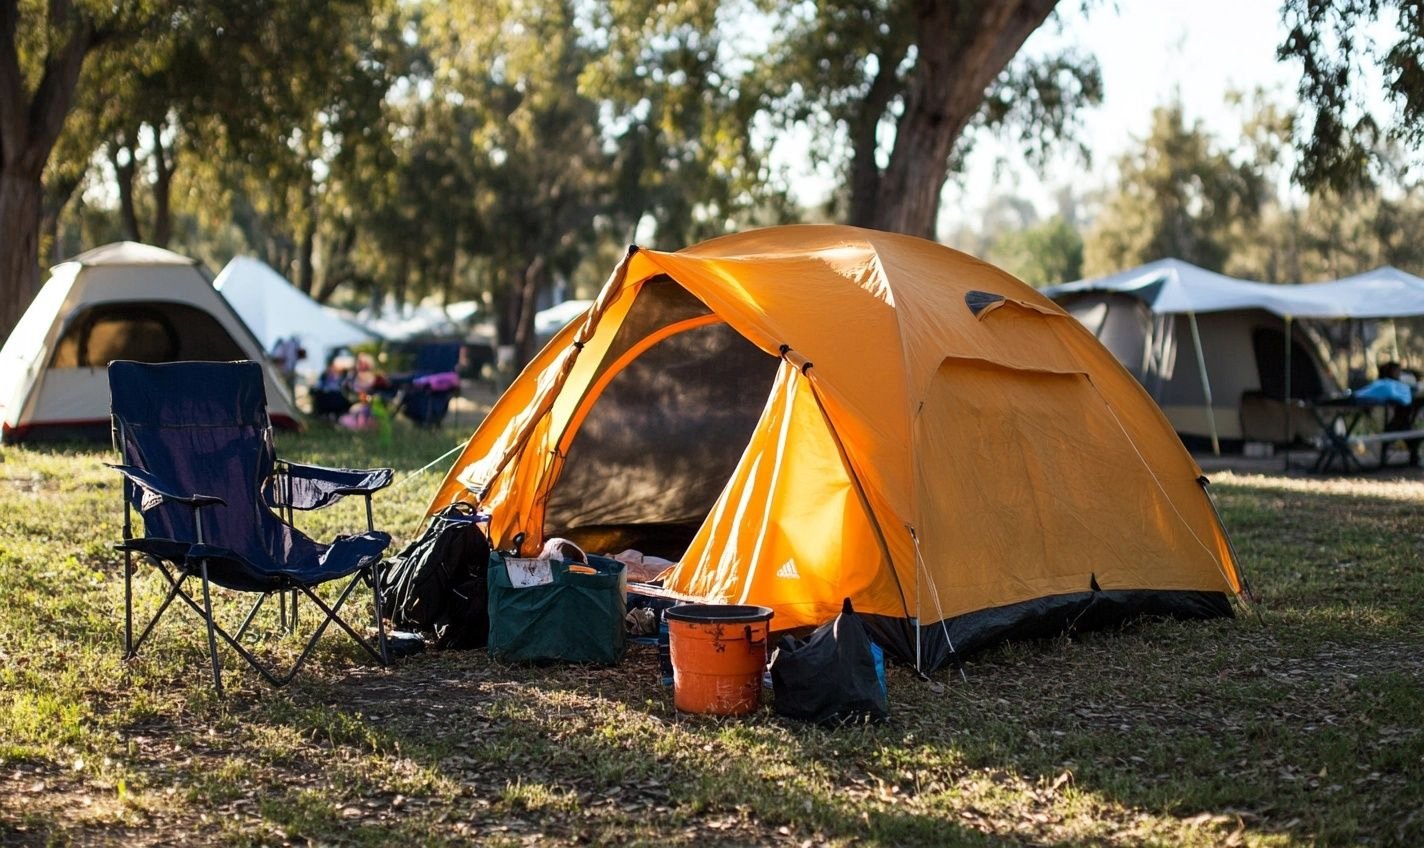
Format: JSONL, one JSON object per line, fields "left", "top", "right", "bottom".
{"left": 506, "top": 558, "right": 553, "bottom": 588}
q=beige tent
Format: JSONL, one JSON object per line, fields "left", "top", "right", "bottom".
{"left": 0, "top": 242, "right": 300, "bottom": 442}
{"left": 1045, "top": 260, "right": 1339, "bottom": 448}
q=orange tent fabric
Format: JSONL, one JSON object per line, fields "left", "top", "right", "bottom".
{"left": 428, "top": 225, "right": 1243, "bottom": 668}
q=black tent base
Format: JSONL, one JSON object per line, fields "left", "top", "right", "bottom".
{"left": 862, "top": 589, "right": 1234, "bottom": 674}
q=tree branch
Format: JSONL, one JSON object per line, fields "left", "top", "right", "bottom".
{"left": 21, "top": 11, "right": 96, "bottom": 173}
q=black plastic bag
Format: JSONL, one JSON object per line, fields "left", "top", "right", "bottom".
{"left": 770, "top": 598, "right": 889, "bottom": 727}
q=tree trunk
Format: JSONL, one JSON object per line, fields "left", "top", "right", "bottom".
{"left": 864, "top": 0, "right": 1059, "bottom": 238}
{"left": 108, "top": 138, "right": 143, "bottom": 242}
{"left": 0, "top": 1, "right": 102, "bottom": 339}
{"left": 392, "top": 255, "right": 409, "bottom": 310}
{"left": 0, "top": 172, "right": 42, "bottom": 334}
{"left": 40, "top": 169, "right": 83, "bottom": 265}
{"left": 297, "top": 216, "right": 316, "bottom": 295}
{"left": 846, "top": 41, "right": 910, "bottom": 228}
{"left": 150, "top": 119, "right": 173, "bottom": 247}
{"left": 312, "top": 222, "right": 356, "bottom": 304}
{"left": 514, "top": 255, "right": 545, "bottom": 366}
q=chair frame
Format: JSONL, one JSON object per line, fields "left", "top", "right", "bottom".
{"left": 114, "top": 422, "right": 391, "bottom": 697}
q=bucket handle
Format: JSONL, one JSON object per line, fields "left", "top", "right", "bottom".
{"left": 744, "top": 624, "right": 766, "bottom": 653}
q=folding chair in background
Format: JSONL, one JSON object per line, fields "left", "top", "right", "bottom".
{"left": 109, "top": 360, "right": 394, "bottom": 694}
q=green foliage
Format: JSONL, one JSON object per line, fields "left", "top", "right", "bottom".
{"left": 1083, "top": 103, "right": 1266, "bottom": 275}
{"left": 584, "top": 0, "right": 790, "bottom": 247}
{"left": 1278, "top": 0, "right": 1424, "bottom": 193}
{"left": 987, "top": 214, "right": 1083, "bottom": 286}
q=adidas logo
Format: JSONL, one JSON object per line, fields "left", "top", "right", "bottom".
{"left": 776, "top": 559, "right": 800, "bottom": 579}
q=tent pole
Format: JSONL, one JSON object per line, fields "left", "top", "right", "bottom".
{"left": 1282, "top": 315, "right": 1294, "bottom": 472}
{"left": 914, "top": 549, "right": 922, "bottom": 675}
{"left": 1187, "top": 311, "right": 1221, "bottom": 456}
{"left": 1390, "top": 317, "right": 1400, "bottom": 362}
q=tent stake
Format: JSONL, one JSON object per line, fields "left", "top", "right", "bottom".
{"left": 1187, "top": 311, "right": 1221, "bottom": 456}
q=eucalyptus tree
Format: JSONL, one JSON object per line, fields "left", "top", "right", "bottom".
{"left": 759, "top": 0, "right": 1101, "bottom": 238}
{"left": 416, "top": 0, "right": 612, "bottom": 363}
{"left": 584, "top": 0, "right": 789, "bottom": 248}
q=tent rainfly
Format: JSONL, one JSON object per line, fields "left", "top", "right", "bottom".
{"left": 213, "top": 256, "right": 375, "bottom": 378}
{"left": 428, "top": 226, "right": 1246, "bottom": 670}
{"left": 0, "top": 242, "right": 300, "bottom": 443}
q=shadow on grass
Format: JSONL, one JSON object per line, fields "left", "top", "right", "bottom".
{"left": 7, "top": 439, "right": 1424, "bottom": 845}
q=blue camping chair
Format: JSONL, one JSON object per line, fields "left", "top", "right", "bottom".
{"left": 393, "top": 342, "right": 462, "bottom": 427}
{"left": 108, "top": 361, "right": 394, "bottom": 694}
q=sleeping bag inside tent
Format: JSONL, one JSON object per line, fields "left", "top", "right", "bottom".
{"left": 428, "top": 225, "right": 1243, "bottom": 670}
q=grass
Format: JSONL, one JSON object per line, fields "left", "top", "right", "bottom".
{"left": 1, "top": 421, "right": 1422, "bottom": 846}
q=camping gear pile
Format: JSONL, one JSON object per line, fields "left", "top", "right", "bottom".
{"left": 96, "top": 225, "right": 1267, "bottom": 720}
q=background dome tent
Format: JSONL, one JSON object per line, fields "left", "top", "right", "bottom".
{"left": 0, "top": 242, "right": 301, "bottom": 443}
{"left": 213, "top": 256, "right": 376, "bottom": 380}
{"left": 1043, "top": 259, "right": 1341, "bottom": 453}
{"left": 427, "top": 225, "right": 1246, "bottom": 671}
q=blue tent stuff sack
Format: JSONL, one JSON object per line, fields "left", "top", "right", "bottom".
{"left": 487, "top": 552, "right": 627, "bottom": 665}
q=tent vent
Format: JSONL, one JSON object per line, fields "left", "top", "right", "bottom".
{"left": 965, "top": 290, "right": 1005, "bottom": 316}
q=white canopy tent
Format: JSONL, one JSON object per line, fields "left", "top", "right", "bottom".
{"left": 1046, "top": 260, "right": 1341, "bottom": 455}
{"left": 1290, "top": 266, "right": 1424, "bottom": 319}
{"left": 1050, "top": 259, "right": 1424, "bottom": 319}
{"left": 1047, "top": 260, "right": 1424, "bottom": 456}
{"left": 356, "top": 298, "right": 468, "bottom": 341}
{"left": 534, "top": 299, "right": 593, "bottom": 341}
{"left": 213, "top": 257, "right": 375, "bottom": 378}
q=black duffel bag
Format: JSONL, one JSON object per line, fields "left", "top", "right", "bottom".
{"left": 770, "top": 598, "right": 888, "bottom": 727}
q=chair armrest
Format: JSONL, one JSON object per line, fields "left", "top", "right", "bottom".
{"left": 268, "top": 462, "right": 395, "bottom": 511}
{"left": 106, "top": 464, "right": 226, "bottom": 510}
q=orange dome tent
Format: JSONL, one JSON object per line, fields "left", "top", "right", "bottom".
{"left": 428, "top": 225, "right": 1244, "bottom": 670}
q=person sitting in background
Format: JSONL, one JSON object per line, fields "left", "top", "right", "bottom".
{"left": 270, "top": 336, "right": 303, "bottom": 390}
{"left": 352, "top": 352, "right": 389, "bottom": 395}
{"left": 1378, "top": 361, "right": 1422, "bottom": 466}
{"left": 311, "top": 357, "right": 353, "bottom": 419}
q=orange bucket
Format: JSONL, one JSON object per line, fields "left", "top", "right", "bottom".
{"left": 665, "top": 604, "right": 774, "bottom": 715}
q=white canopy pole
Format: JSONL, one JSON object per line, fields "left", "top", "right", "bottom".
{"left": 1187, "top": 311, "right": 1221, "bottom": 456}
{"left": 1283, "top": 315, "right": 1294, "bottom": 471}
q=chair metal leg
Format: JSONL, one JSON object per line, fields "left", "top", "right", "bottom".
{"left": 234, "top": 593, "right": 270, "bottom": 641}
{"left": 128, "top": 563, "right": 186, "bottom": 658}
{"left": 370, "top": 560, "right": 389, "bottom": 665}
{"left": 296, "top": 576, "right": 387, "bottom": 666}
{"left": 124, "top": 549, "right": 134, "bottom": 657}
{"left": 199, "top": 559, "right": 224, "bottom": 697}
